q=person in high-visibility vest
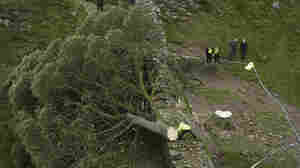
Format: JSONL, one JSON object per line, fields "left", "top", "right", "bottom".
{"left": 206, "top": 48, "right": 213, "bottom": 64}
{"left": 177, "top": 122, "right": 196, "bottom": 140}
{"left": 214, "top": 47, "right": 220, "bottom": 64}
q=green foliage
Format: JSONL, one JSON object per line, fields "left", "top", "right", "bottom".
{"left": 0, "top": 125, "right": 15, "bottom": 168}
{"left": 196, "top": 87, "right": 241, "bottom": 105}
{"left": 0, "top": 0, "right": 87, "bottom": 66}
{"left": 77, "top": 6, "right": 128, "bottom": 36}
{"left": 6, "top": 4, "right": 172, "bottom": 168}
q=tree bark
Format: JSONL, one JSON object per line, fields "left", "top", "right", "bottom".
{"left": 126, "top": 113, "right": 202, "bottom": 140}
{"left": 129, "top": 127, "right": 175, "bottom": 168}
{"left": 126, "top": 113, "right": 169, "bottom": 140}
{"left": 126, "top": 113, "right": 205, "bottom": 168}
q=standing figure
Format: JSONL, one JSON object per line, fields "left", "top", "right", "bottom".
{"left": 214, "top": 47, "right": 220, "bottom": 64}
{"left": 129, "top": 0, "right": 136, "bottom": 5}
{"left": 240, "top": 38, "right": 248, "bottom": 61}
{"left": 206, "top": 48, "right": 213, "bottom": 64}
{"left": 229, "top": 38, "right": 238, "bottom": 60}
{"left": 96, "top": 0, "right": 104, "bottom": 12}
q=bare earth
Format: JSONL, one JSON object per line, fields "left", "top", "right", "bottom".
{"left": 169, "top": 41, "right": 300, "bottom": 167}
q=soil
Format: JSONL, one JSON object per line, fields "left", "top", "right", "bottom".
{"left": 166, "top": 40, "right": 300, "bottom": 168}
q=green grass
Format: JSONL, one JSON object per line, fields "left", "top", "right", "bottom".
{"left": 196, "top": 87, "right": 241, "bottom": 105}
{"left": 216, "top": 135, "right": 298, "bottom": 168}
{"left": 255, "top": 111, "right": 293, "bottom": 138}
{"left": 164, "top": 1, "right": 300, "bottom": 106}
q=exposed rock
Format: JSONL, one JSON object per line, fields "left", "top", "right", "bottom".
{"left": 170, "top": 150, "right": 184, "bottom": 160}
{"left": 272, "top": 1, "right": 280, "bottom": 9}
{"left": 149, "top": 0, "right": 212, "bottom": 22}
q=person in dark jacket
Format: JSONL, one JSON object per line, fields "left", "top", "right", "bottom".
{"left": 240, "top": 38, "right": 248, "bottom": 61}
{"left": 229, "top": 38, "right": 238, "bottom": 60}
{"left": 214, "top": 47, "right": 220, "bottom": 63}
{"left": 96, "top": 0, "right": 104, "bottom": 12}
{"left": 206, "top": 48, "right": 213, "bottom": 64}
{"left": 129, "top": 0, "right": 136, "bottom": 5}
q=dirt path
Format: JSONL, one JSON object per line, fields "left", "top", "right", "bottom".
{"left": 179, "top": 40, "right": 300, "bottom": 134}
{"left": 173, "top": 41, "right": 300, "bottom": 167}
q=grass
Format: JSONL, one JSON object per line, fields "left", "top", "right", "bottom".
{"left": 163, "top": 1, "right": 300, "bottom": 107}
{"left": 255, "top": 111, "right": 293, "bottom": 138}
{"left": 205, "top": 116, "right": 298, "bottom": 168}
{"left": 196, "top": 87, "right": 241, "bottom": 105}
{"left": 216, "top": 135, "right": 299, "bottom": 168}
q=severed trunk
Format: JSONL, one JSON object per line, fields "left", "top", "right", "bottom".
{"left": 129, "top": 126, "right": 175, "bottom": 168}
{"left": 126, "top": 112, "right": 204, "bottom": 168}
{"left": 127, "top": 59, "right": 175, "bottom": 168}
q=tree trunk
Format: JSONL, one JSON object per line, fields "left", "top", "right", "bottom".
{"left": 126, "top": 113, "right": 202, "bottom": 140}
{"left": 129, "top": 127, "right": 175, "bottom": 168}
{"left": 126, "top": 113, "right": 169, "bottom": 140}
{"left": 127, "top": 58, "right": 175, "bottom": 168}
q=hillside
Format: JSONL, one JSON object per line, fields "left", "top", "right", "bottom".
{"left": 164, "top": 0, "right": 300, "bottom": 106}
{"left": 0, "top": 0, "right": 300, "bottom": 168}
{"left": 160, "top": 44, "right": 300, "bottom": 168}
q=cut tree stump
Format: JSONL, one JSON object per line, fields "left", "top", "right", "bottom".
{"left": 126, "top": 113, "right": 215, "bottom": 168}
{"left": 126, "top": 113, "right": 202, "bottom": 141}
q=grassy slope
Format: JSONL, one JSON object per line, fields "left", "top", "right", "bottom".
{"left": 164, "top": 0, "right": 300, "bottom": 106}
{"left": 164, "top": 1, "right": 300, "bottom": 167}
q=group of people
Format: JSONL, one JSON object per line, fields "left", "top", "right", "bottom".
{"left": 205, "top": 38, "right": 248, "bottom": 64}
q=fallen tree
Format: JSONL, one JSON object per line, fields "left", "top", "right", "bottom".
{"left": 127, "top": 113, "right": 202, "bottom": 141}
{"left": 3, "top": 4, "right": 188, "bottom": 168}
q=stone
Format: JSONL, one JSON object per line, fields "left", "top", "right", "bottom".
{"left": 248, "top": 134, "right": 255, "bottom": 140}
{"left": 170, "top": 150, "right": 184, "bottom": 160}
{"left": 238, "top": 87, "right": 247, "bottom": 94}
{"left": 184, "top": 164, "right": 193, "bottom": 168}
{"left": 71, "top": 11, "right": 77, "bottom": 16}
{"left": 272, "top": 1, "right": 280, "bottom": 9}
